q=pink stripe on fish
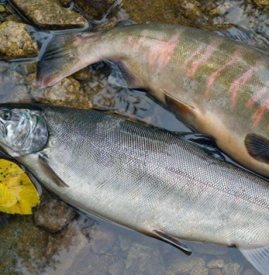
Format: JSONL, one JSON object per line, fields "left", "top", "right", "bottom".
{"left": 205, "top": 51, "right": 241, "bottom": 97}
{"left": 252, "top": 98, "right": 269, "bottom": 128}
{"left": 187, "top": 40, "right": 222, "bottom": 78}
{"left": 247, "top": 80, "right": 269, "bottom": 109}
{"left": 228, "top": 68, "right": 253, "bottom": 109}
{"left": 148, "top": 31, "right": 182, "bottom": 68}
{"left": 183, "top": 45, "right": 204, "bottom": 71}
{"left": 247, "top": 87, "right": 267, "bottom": 108}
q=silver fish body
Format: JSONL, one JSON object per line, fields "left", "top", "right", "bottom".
{"left": 0, "top": 105, "right": 269, "bottom": 274}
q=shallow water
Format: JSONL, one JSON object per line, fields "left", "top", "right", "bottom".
{"left": 0, "top": 0, "right": 269, "bottom": 274}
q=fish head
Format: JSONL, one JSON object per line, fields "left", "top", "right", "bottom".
{"left": 0, "top": 107, "right": 48, "bottom": 157}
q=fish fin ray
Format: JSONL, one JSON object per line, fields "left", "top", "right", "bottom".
{"left": 38, "top": 153, "right": 69, "bottom": 188}
{"left": 164, "top": 94, "right": 197, "bottom": 126}
{"left": 177, "top": 132, "right": 226, "bottom": 161}
{"left": 153, "top": 229, "right": 192, "bottom": 255}
{"left": 245, "top": 133, "right": 269, "bottom": 164}
{"left": 239, "top": 246, "right": 269, "bottom": 275}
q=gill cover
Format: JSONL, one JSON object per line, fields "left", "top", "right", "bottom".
{"left": 0, "top": 108, "right": 48, "bottom": 157}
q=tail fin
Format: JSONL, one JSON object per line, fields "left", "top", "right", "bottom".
{"left": 37, "top": 32, "right": 99, "bottom": 88}
{"left": 240, "top": 246, "right": 269, "bottom": 275}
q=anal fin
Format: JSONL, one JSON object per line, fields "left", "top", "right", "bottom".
{"left": 245, "top": 133, "right": 269, "bottom": 164}
{"left": 239, "top": 246, "right": 269, "bottom": 275}
{"left": 38, "top": 153, "right": 69, "bottom": 188}
{"left": 153, "top": 229, "right": 192, "bottom": 255}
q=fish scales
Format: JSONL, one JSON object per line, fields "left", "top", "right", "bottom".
{"left": 1, "top": 105, "right": 269, "bottom": 273}
{"left": 11, "top": 106, "right": 269, "bottom": 247}
{"left": 37, "top": 23, "right": 269, "bottom": 177}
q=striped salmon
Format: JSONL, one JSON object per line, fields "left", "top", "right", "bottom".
{"left": 37, "top": 23, "right": 269, "bottom": 177}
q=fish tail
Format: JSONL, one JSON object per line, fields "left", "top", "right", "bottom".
{"left": 37, "top": 32, "right": 100, "bottom": 88}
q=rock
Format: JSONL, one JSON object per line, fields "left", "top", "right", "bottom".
{"left": 33, "top": 76, "right": 93, "bottom": 109}
{"left": 207, "top": 259, "right": 225, "bottom": 269}
{"left": 74, "top": 250, "right": 110, "bottom": 275}
{"left": 165, "top": 255, "right": 208, "bottom": 275}
{"left": 118, "top": 233, "right": 133, "bottom": 252}
{"left": 124, "top": 242, "right": 165, "bottom": 275}
{"left": 225, "top": 5, "right": 247, "bottom": 25}
{"left": 0, "top": 5, "right": 5, "bottom": 12}
{"left": 90, "top": 225, "right": 115, "bottom": 254}
{"left": 34, "top": 199, "right": 77, "bottom": 233}
{"left": 109, "top": 258, "right": 125, "bottom": 275}
{"left": 0, "top": 215, "right": 48, "bottom": 274}
{"left": 222, "top": 262, "right": 241, "bottom": 275}
{"left": 73, "top": 67, "right": 93, "bottom": 82}
{"left": 252, "top": 0, "right": 269, "bottom": 7}
{"left": 59, "top": 0, "right": 72, "bottom": 7}
{"left": 0, "top": 21, "right": 38, "bottom": 59}
{"left": 210, "top": 269, "right": 223, "bottom": 275}
{"left": 44, "top": 221, "right": 90, "bottom": 274}
{"left": 10, "top": 0, "right": 88, "bottom": 30}
{"left": 74, "top": 0, "right": 122, "bottom": 21}
{"left": 123, "top": 0, "right": 191, "bottom": 25}
{"left": 243, "top": 269, "right": 261, "bottom": 275}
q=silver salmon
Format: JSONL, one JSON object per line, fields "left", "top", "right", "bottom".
{"left": 37, "top": 23, "right": 269, "bottom": 178}
{"left": 0, "top": 104, "right": 269, "bottom": 274}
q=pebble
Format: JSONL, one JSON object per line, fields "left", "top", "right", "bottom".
{"left": 222, "top": 262, "right": 241, "bottom": 275}
{"left": 109, "top": 258, "right": 125, "bottom": 275}
{"left": 44, "top": 221, "right": 89, "bottom": 274}
{"left": 207, "top": 259, "right": 225, "bottom": 269}
{"left": 90, "top": 225, "right": 116, "bottom": 254}
{"left": 165, "top": 254, "right": 208, "bottom": 275}
{"left": 34, "top": 199, "right": 77, "bottom": 233}
{"left": 9, "top": 0, "right": 88, "bottom": 30}
{"left": 124, "top": 242, "right": 165, "bottom": 275}
{"left": 33, "top": 76, "right": 93, "bottom": 109}
{"left": 0, "top": 21, "right": 38, "bottom": 59}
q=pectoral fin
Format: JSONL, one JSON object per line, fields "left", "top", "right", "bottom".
{"left": 239, "top": 246, "right": 269, "bottom": 275}
{"left": 245, "top": 133, "right": 269, "bottom": 164}
{"left": 38, "top": 153, "right": 69, "bottom": 188}
{"left": 153, "top": 229, "right": 192, "bottom": 255}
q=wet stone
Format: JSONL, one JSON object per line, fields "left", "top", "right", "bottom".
{"left": 118, "top": 233, "right": 133, "bottom": 252}
{"left": 10, "top": 0, "right": 88, "bottom": 30}
{"left": 165, "top": 255, "right": 208, "bottom": 275}
{"left": 222, "top": 262, "right": 241, "bottom": 275}
{"left": 0, "top": 21, "right": 38, "bottom": 59}
{"left": 243, "top": 268, "right": 261, "bottom": 275}
{"left": 34, "top": 199, "right": 77, "bottom": 233}
{"left": 124, "top": 242, "right": 165, "bottom": 275}
{"left": 59, "top": 0, "right": 72, "bottom": 7}
{"left": 44, "top": 221, "right": 89, "bottom": 274}
{"left": 90, "top": 225, "right": 116, "bottom": 254}
{"left": 252, "top": 0, "right": 269, "bottom": 7}
{"left": 33, "top": 76, "right": 93, "bottom": 109}
{"left": 207, "top": 259, "right": 225, "bottom": 269}
{"left": 74, "top": 0, "right": 121, "bottom": 21}
{"left": 210, "top": 269, "right": 223, "bottom": 275}
{"left": 109, "top": 258, "right": 125, "bottom": 275}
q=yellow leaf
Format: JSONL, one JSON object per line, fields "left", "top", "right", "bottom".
{"left": 0, "top": 159, "right": 40, "bottom": 214}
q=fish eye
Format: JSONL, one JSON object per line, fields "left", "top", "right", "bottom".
{"left": 0, "top": 110, "right": 12, "bottom": 121}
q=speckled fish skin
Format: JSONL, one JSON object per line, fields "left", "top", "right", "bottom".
{"left": 3, "top": 105, "right": 268, "bottom": 249}
{"left": 37, "top": 23, "right": 269, "bottom": 178}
